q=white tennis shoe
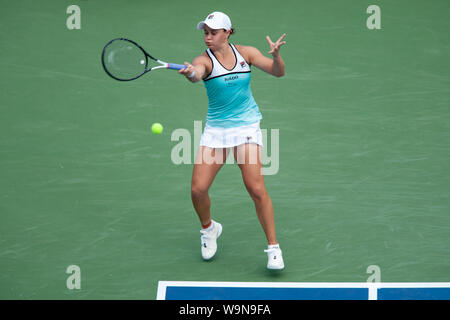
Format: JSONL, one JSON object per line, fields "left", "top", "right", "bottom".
{"left": 264, "top": 245, "right": 284, "bottom": 270}
{"left": 200, "top": 220, "right": 222, "bottom": 260}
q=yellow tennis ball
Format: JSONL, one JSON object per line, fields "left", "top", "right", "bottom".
{"left": 151, "top": 123, "right": 163, "bottom": 135}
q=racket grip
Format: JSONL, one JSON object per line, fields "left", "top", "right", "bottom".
{"left": 167, "top": 63, "right": 186, "bottom": 70}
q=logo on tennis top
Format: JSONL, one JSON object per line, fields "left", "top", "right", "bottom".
{"left": 224, "top": 75, "right": 238, "bottom": 81}
{"left": 240, "top": 61, "right": 246, "bottom": 68}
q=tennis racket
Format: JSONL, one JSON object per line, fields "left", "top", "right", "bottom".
{"left": 101, "top": 38, "right": 186, "bottom": 81}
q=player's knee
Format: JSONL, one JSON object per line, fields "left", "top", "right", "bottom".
{"left": 246, "top": 184, "right": 266, "bottom": 202}
{"left": 191, "top": 183, "right": 208, "bottom": 200}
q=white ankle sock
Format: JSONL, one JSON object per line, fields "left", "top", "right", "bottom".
{"left": 268, "top": 244, "right": 280, "bottom": 250}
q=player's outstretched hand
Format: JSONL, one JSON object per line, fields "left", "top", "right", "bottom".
{"left": 266, "top": 33, "right": 286, "bottom": 55}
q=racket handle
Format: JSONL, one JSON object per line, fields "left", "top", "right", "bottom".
{"left": 167, "top": 63, "right": 186, "bottom": 70}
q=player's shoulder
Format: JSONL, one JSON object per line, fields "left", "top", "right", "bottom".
{"left": 234, "top": 44, "right": 259, "bottom": 53}
{"left": 234, "top": 44, "right": 260, "bottom": 63}
{"left": 194, "top": 51, "right": 212, "bottom": 62}
{"left": 192, "top": 52, "right": 213, "bottom": 77}
{"left": 192, "top": 52, "right": 212, "bottom": 66}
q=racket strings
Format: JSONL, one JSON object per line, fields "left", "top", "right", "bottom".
{"left": 102, "top": 39, "right": 148, "bottom": 81}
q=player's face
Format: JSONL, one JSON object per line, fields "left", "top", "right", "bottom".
{"left": 203, "top": 26, "right": 230, "bottom": 49}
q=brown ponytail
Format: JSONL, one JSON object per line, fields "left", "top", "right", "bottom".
{"left": 227, "top": 28, "right": 235, "bottom": 39}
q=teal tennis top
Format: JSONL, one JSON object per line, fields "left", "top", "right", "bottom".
{"left": 203, "top": 44, "right": 262, "bottom": 128}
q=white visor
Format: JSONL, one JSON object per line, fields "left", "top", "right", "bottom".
{"left": 196, "top": 11, "right": 232, "bottom": 31}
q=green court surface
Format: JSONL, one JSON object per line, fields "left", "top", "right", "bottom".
{"left": 1, "top": 0, "right": 449, "bottom": 299}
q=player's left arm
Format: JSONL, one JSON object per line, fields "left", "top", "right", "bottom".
{"left": 238, "top": 33, "right": 286, "bottom": 77}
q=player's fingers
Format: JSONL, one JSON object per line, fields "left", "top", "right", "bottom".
{"left": 277, "top": 33, "right": 287, "bottom": 42}
{"left": 275, "top": 41, "right": 286, "bottom": 50}
{"left": 179, "top": 62, "right": 192, "bottom": 74}
{"left": 273, "top": 40, "right": 286, "bottom": 52}
{"left": 266, "top": 36, "right": 274, "bottom": 45}
{"left": 180, "top": 62, "right": 195, "bottom": 78}
{"left": 271, "top": 42, "right": 280, "bottom": 52}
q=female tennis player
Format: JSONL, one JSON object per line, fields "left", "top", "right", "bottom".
{"left": 179, "top": 11, "right": 286, "bottom": 270}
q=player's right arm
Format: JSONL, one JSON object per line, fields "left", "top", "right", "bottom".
{"left": 178, "top": 52, "right": 211, "bottom": 83}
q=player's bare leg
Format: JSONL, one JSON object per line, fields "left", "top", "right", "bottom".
{"left": 234, "top": 143, "right": 278, "bottom": 245}
{"left": 191, "top": 147, "right": 229, "bottom": 260}
{"left": 191, "top": 146, "right": 229, "bottom": 226}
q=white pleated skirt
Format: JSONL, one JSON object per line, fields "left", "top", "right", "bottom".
{"left": 199, "top": 121, "right": 263, "bottom": 148}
